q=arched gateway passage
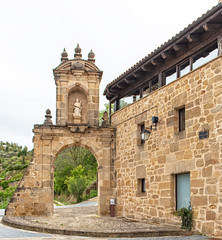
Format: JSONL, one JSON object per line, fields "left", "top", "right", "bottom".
{"left": 5, "top": 45, "right": 116, "bottom": 217}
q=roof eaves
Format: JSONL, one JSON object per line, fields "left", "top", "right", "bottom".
{"left": 104, "top": 3, "right": 222, "bottom": 96}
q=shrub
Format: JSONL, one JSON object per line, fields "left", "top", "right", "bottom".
{"left": 0, "top": 181, "right": 9, "bottom": 190}
{"left": 67, "top": 177, "right": 87, "bottom": 203}
{"left": 174, "top": 203, "right": 193, "bottom": 231}
{"left": 89, "top": 189, "right": 97, "bottom": 198}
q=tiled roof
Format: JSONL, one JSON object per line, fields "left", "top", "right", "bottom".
{"left": 104, "top": 2, "right": 222, "bottom": 96}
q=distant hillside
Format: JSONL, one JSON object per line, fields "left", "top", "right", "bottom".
{"left": 0, "top": 141, "right": 32, "bottom": 209}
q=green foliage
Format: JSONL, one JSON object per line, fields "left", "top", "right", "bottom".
{"left": 0, "top": 186, "right": 17, "bottom": 209}
{"left": 88, "top": 189, "right": 97, "bottom": 199}
{"left": 0, "top": 181, "right": 9, "bottom": 189}
{"left": 174, "top": 204, "right": 193, "bottom": 231}
{"left": 120, "top": 99, "right": 128, "bottom": 109}
{"left": 0, "top": 141, "right": 31, "bottom": 208}
{"left": 66, "top": 176, "right": 87, "bottom": 202}
{"left": 54, "top": 146, "right": 97, "bottom": 203}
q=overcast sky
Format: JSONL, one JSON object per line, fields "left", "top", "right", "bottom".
{"left": 0, "top": 0, "right": 219, "bottom": 149}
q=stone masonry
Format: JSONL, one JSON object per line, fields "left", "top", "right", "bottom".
{"left": 111, "top": 56, "right": 222, "bottom": 237}
{"left": 5, "top": 45, "right": 116, "bottom": 217}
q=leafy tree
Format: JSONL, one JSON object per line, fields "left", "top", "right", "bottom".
{"left": 54, "top": 146, "right": 97, "bottom": 200}
{"left": 67, "top": 176, "right": 87, "bottom": 203}
{"left": 18, "top": 146, "right": 28, "bottom": 164}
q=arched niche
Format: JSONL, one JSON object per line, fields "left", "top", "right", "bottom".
{"left": 68, "top": 85, "right": 88, "bottom": 124}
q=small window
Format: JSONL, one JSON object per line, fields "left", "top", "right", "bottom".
{"left": 179, "top": 59, "right": 190, "bottom": 78}
{"left": 165, "top": 66, "right": 177, "bottom": 85}
{"left": 193, "top": 43, "right": 218, "bottom": 70}
{"left": 150, "top": 77, "right": 159, "bottom": 92}
{"left": 179, "top": 108, "right": 185, "bottom": 132}
{"left": 138, "top": 178, "right": 146, "bottom": 193}
{"left": 141, "top": 178, "right": 146, "bottom": 192}
{"left": 142, "top": 85, "right": 150, "bottom": 97}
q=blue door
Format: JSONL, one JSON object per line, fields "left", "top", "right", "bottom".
{"left": 176, "top": 173, "right": 190, "bottom": 209}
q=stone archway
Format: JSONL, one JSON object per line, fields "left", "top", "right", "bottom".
{"left": 5, "top": 45, "right": 116, "bottom": 217}
{"left": 5, "top": 124, "right": 115, "bottom": 216}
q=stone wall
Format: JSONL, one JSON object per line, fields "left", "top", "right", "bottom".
{"left": 54, "top": 59, "right": 102, "bottom": 126}
{"left": 111, "top": 56, "right": 222, "bottom": 237}
{"left": 5, "top": 125, "right": 116, "bottom": 217}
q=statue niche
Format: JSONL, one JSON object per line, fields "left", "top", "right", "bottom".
{"left": 68, "top": 86, "right": 87, "bottom": 124}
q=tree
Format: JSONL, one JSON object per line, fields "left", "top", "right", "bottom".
{"left": 65, "top": 165, "right": 88, "bottom": 202}
{"left": 18, "top": 146, "right": 28, "bottom": 164}
{"left": 54, "top": 147, "right": 97, "bottom": 198}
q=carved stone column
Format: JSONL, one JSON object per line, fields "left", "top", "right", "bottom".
{"left": 218, "top": 35, "right": 222, "bottom": 56}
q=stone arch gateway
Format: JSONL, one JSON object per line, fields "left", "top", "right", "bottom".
{"left": 5, "top": 45, "right": 116, "bottom": 217}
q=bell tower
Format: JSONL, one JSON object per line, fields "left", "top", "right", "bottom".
{"left": 53, "top": 44, "right": 102, "bottom": 126}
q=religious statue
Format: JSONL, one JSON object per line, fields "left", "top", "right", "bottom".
{"left": 73, "top": 98, "right": 82, "bottom": 118}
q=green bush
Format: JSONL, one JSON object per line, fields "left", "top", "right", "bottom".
{"left": 174, "top": 204, "right": 193, "bottom": 231}
{"left": 0, "top": 186, "right": 16, "bottom": 209}
{"left": 0, "top": 181, "right": 9, "bottom": 190}
{"left": 89, "top": 189, "right": 97, "bottom": 198}
{"left": 67, "top": 177, "right": 87, "bottom": 203}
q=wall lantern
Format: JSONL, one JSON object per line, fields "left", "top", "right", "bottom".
{"left": 141, "top": 116, "right": 159, "bottom": 141}
{"left": 141, "top": 129, "right": 151, "bottom": 141}
{"left": 151, "top": 116, "right": 159, "bottom": 130}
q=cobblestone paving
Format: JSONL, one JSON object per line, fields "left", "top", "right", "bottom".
{"left": 0, "top": 200, "right": 220, "bottom": 239}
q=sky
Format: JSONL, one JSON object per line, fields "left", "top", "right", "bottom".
{"left": 0, "top": 0, "right": 219, "bottom": 149}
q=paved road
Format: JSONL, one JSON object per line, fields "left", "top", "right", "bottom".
{"left": 0, "top": 204, "right": 216, "bottom": 240}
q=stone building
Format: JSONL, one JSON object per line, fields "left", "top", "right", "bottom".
{"left": 4, "top": 1, "right": 222, "bottom": 239}
{"left": 104, "top": 2, "right": 222, "bottom": 237}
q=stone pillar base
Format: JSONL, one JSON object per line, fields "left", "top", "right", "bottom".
{"left": 73, "top": 117, "right": 81, "bottom": 124}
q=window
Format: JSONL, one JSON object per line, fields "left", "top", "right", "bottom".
{"left": 164, "top": 66, "right": 177, "bottom": 85}
{"left": 179, "top": 108, "right": 185, "bottom": 132}
{"left": 176, "top": 173, "right": 190, "bottom": 210}
{"left": 192, "top": 43, "right": 218, "bottom": 70}
{"left": 138, "top": 178, "right": 146, "bottom": 193}
{"left": 142, "top": 85, "right": 150, "bottom": 97}
{"left": 118, "top": 90, "right": 140, "bottom": 110}
{"left": 179, "top": 59, "right": 190, "bottom": 78}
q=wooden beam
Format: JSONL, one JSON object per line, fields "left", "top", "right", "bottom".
{"left": 161, "top": 51, "right": 174, "bottom": 59}
{"left": 186, "top": 34, "right": 199, "bottom": 43}
{"left": 116, "top": 30, "right": 222, "bottom": 100}
{"left": 161, "top": 52, "right": 167, "bottom": 59}
{"left": 173, "top": 44, "right": 187, "bottom": 51}
{"left": 141, "top": 65, "right": 154, "bottom": 72}
{"left": 123, "top": 78, "right": 134, "bottom": 84}
{"left": 132, "top": 72, "right": 142, "bottom": 78}
{"left": 203, "top": 24, "right": 209, "bottom": 32}
{"left": 173, "top": 45, "right": 179, "bottom": 51}
{"left": 151, "top": 59, "right": 163, "bottom": 66}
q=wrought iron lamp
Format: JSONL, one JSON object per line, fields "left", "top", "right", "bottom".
{"left": 140, "top": 116, "right": 159, "bottom": 141}
{"left": 141, "top": 129, "right": 151, "bottom": 141}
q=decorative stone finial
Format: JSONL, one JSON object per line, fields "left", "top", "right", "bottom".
{"left": 88, "top": 49, "right": 95, "bottom": 63}
{"left": 44, "top": 109, "right": 53, "bottom": 125}
{"left": 101, "top": 111, "right": 109, "bottom": 127}
{"left": 74, "top": 43, "right": 82, "bottom": 59}
{"left": 61, "top": 48, "right": 68, "bottom": 62}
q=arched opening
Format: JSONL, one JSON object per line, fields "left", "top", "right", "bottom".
{"left": 68, "top": 85, "right": 88, "bottom": 124}
{"left": 54, "top": 146, "right": 98, "bottom": 205}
